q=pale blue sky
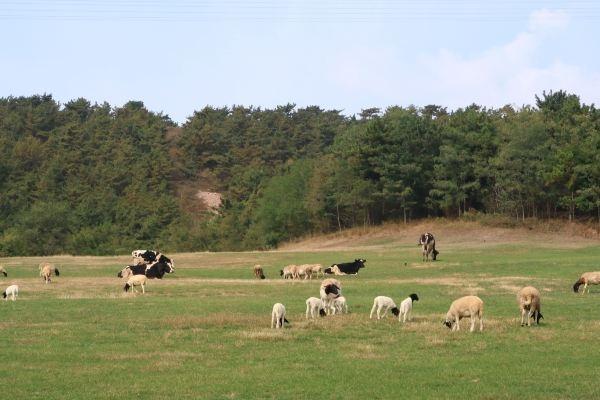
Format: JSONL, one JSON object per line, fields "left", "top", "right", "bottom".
{"left": 1, "top": 0, "right": 599, "bottom": 123}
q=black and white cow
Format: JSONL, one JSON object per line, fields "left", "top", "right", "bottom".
{"left": 418, "top": 233, "right": 439, "bottom": 261}
{"left": 117, "top": 254, "right": 174, "bottom": 279}
{"left": 132, "top": 250, "right": 159, "bottom": 263}
{"left": 324, "top": 259, "right": 366, "bottom": 275}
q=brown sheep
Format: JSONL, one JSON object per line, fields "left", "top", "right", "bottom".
{"left": 253, "top": 265, "right": 266, "bottom": 279}
{"left": 573, "top": 272, "right": 600, "bottom": 294}
{"left": 517, "top": 286, "right": 543, "bottom": 326}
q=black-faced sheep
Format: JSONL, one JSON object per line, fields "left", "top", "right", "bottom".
{"left": 271, "top": 303, "right": 289, "bottom": 328}
{"left": 517, "top": 286, "right": 543, "bottom": 326}
{"left": 0, "top": 266, "right": 7, "bottom": 277}
{"left": 2, "top": 284, "right": 18, "bottom": 301}
{"left": 320, "top": 278, "right": 342, "bottom": 314}
{"left": 253, "top": 265, "right": 266, "bottom": 279}
{"left": 399, "top": 293, "right": 419, "bottom": 322}
{"left": 370, "top": 296, "right": 400, "bottom": 320}
{"left": 124, "top": 274, "right": 147, "bottom": 294}
{"left": 573, "top": 271, "right": 600, "bottom": 294}
{"left": 39, "top": 263, "right": 59, "bottom": 284}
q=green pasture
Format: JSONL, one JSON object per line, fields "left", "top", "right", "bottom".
{"left": 1, "top": 243, "right": 599, "bottom": 399}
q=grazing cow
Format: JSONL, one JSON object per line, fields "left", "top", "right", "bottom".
{"left": 325, "top": 259, "right": 366, "bottom": 275}
{"left": 117, "top": 254, "right": 174, "bottom": 279}
{"left": 418, "top": 233, "right": 438, "bottom": 261}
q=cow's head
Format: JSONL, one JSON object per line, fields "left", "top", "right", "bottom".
{"left": 156, "top": 254, "right": 174, "bottom": 273}
{"left": 355, "top": 259, "right": 366, "bottom": 268}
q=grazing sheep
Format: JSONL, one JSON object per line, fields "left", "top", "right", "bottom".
{"left": 399, "top": 293, "right": 419, "bottom": 322}
{"left": 320, "top": 278, "right": 342, "bottom": 314}
{"left": 124, "top": 274, "right": 147, "bottom": 294}
{"left": 573, "top": 271, "right": 600, "bottom": 294}
{"left": 517, "top": 286, "right": 543, "bottom": 326}
{"left": 309, "top": 264, "right": 324, "bottom": 278}
{"left": 331, "top": 296, "right": 348, "bottom": 315}
{"left": 2, "top": 284, "right": 18, "bottom": 301}
{"left": 271, "top": 303, "right": 289, "bottom": 328}
{"left": 295, "top": 265, "right": 313, "bottom": 280}
{"left": 444, "top": 296, "right": 484, "bottom": 332}
{"left": 279, "top": 265, "right": 296, "bottom": 279}
{"left": 39, "top": 263, "right": 60, "bottom": 284}
{"left": 253, "top": 265, "right": 266, "bottom": 279}
{"left": 0, "top": 266, "right": 7, "bottom": 277}
{"left": 370, "top": 296, "right": 400, "bottom": 320}
{"left": 305, "top": 297, "right": 327, "bottom": 319}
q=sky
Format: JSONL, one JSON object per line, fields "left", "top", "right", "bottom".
{"left": 1, "top": 0, "right": 599, "bottom": 123}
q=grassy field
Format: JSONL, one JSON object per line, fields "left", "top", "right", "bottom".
{"left": 1, "top": 236, "right": 600, "bottom": 399}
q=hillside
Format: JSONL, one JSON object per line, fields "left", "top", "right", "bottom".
{"left": 279, "top": 219, "right": 600, "bottom": 251}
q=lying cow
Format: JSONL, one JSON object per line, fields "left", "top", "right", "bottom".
{"left": 324, "top": 259, "right": 366, "bottom": 275}
{"left": 117, "top": 253, "right": 174, "bottom": 279}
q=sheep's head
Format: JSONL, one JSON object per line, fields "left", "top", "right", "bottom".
{"left": 260, "top": 274, "right": 266, "bottom": 280}
{"left": 319, "top": 309, "right": 326, "bottom": 317}
{"left": 324, "top": 284, "right": 340, "bottom": 298}
{"left": 409, "top": 293, "right": 419, "bottom": 302}
{"left": 279, "top": 270, "right": 284, "bottom": 276}
{"left": 391, "top": 307, "right": 400, "bottom": 317}
{"left": 443, "top": 320, "right": 453, "bottom": 329}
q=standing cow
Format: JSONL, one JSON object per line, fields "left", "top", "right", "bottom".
{"left": 418, "top": 233, "right": 438, "bottom": 261}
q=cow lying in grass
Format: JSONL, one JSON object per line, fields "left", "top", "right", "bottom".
{"left": 324, "top": 259, "right": 366, "bottom": 275}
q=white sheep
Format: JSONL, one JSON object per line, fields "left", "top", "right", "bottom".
{"left": 295, "top": 265, "right": 312, "bottom": 280}
{"left": 271, "top": 303, "right": 289, "bottom": 328}
{"left": 517, "top": 286, "right": 543, "bottom": 326}
{"left": 124, "top": 274, "right": 147, "bottom": 294}
{"left": 573, "top": 271, "right": 600, "bottom": 294}
{"left": 399, "top": 293, "right": 419, "bottom": 322}
{"left": 2, "top": 284, "right": 18, "bottom": 301}
{"left": 320, "top": 278, "right": 342, "bottom": 314}
{"left": 444, "top": 295, "right": 484, "bottom": 332}
{"left": 331, "top": 296, "right": 348, "bottom": 315}
{"left": 370, "top": 296, "right": 400, "bottom": 320}
{"left": 0, "top": 266, "right": 7, "bottom": 277}
{"left": 305, "top": 297, "right": 326, "bottom": 319}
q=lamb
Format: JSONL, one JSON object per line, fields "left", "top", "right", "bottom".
{"left": 2, "top": 284, "right": 18, "bottom": 301}
{"left": 331, "top": 296, "right": 348, "bottom": 315}
{"left": 305, "top": 297, "right": 327, "bottom": 319}
{"left": 572, "top": 271, "right": 600, "bottom": 294}
{"left": 517, "top": 286, "right": 543, "bottom": 326}
{"left": 253, "top": 265, "right": 266, "bottom": 279}
{"left": 39, "top": 262, "right": 60, "bottom": 284}
{"left": 370, "top": 296, "right": 400, "bottom": 320}
{"left": 399, "top": 293, "right": 419, "bottom": 322}
{"left": 124, "top": 274, "right": 147, "bottom": 294}
{"left": 444, "top": 295, "right": 484, "bottom": 332}
{"left": 320, "top": 278, "right": 342, "bottom": 314}
{"left": 0, "top": 266, "right": 7, "bottom": 277}
{"left": 271, "top": 303, "right": 289, "bottom": 328}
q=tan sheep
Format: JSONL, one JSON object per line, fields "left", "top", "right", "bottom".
{"left": 0, "top": 266, "right": 7, "bottom": 277}
{"left": 279, "top": 265, "right": 296, "bottom": 279}
{"left": 253, "top": 265, "right": 266, "bottom": 279}
{"left": 573, "top": 271, "right": 600, "bottom": 294}
{"left": 124, "top": 274, "right": 147, "bottom": 294}
{"left": 39, "top": 262, "right": 60, "bottom": 284}
{"left": 517, "top": 286, "right": 543, "bottom": 326}
{"left": 444, "top": 295, "right": 484, "bottom": 332}
{"left": 309, "top": 264, "right": 324, "bottom": 278}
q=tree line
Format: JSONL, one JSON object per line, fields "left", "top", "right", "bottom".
{"left": 0, "top": 91, "right": 598, "bottom": 255}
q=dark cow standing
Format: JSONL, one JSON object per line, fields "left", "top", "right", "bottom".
{"left": 117, "top": 253, "right": 174, "bottom": 279}
{"left": 324, "top": 259, "right": 366, "bottom": 275}
{"left": 419, "top": 233, "right": 439, "bottom": 261}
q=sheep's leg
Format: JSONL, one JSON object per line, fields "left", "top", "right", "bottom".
{"left": 454, "top": 315, "right": 460, "bottom": 331}
{"left": 520, "top": 308, "right": 526, "bottom": 326}
{"left": 380, "top": 306, "right": 388, "bottom": 319}
{"left": 470, "top": 317, "right": 475, "bottom": 332}
{"left": 479, "top": 315, "right": 484, "bottom": 331}
{"left": 306, "top": 305, "right": 310, "bottom": 319}
{"left": 583, "top": 283, "right": 588, "bottom": 294}
{"left": 141, "top": 284, "right": 145, "bottom": 294}
{"left": 370, "top": 303, "right": 377, "bottom": 319}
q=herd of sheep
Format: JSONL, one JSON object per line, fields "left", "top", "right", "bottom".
{"left": 0, "top": 234, "right": 598, "bottom": 335}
